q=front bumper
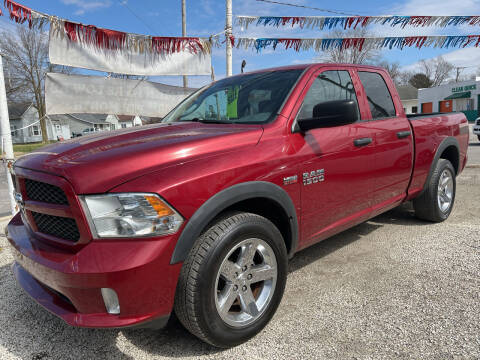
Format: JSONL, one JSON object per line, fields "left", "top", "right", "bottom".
{"left": 473, "top": 126, "right": 480, "bottom": 135}
{"left": 7, "top": 213, "right": 182, "bottom": 329}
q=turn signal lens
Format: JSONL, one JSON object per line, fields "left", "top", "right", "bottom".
{"left": 145, "top": 195, "right": 174, "bottom": 217}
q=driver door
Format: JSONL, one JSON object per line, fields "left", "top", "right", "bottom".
{"left": 292, "top": 68, "right": 377, "bottom": 248}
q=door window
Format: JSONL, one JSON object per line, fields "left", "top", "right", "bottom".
{"left": 358, "top": 71, "right": 396, "bottom": 119}
{"left": 297, "top": 70, "right": 359, "bottom": 121}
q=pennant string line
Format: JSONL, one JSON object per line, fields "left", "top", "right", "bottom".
{"left": 2, "top": 0, "right": 220, "bottom": 55}
{"left": 3, "top": 1, "right": 480, "bottom": 56}
{"left": 236, "top": 15, "right": 480, "bottom": 30}
{"left": 235, "top": 35, "right": 480, "bottom": 52}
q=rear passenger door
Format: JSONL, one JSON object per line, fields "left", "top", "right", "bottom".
{"left": 356, "top": 70, "right": 414, "bottom": 210}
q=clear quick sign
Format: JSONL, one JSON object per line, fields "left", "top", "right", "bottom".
{"left": 452, "top": 84, "right": 476, "bottom": 93}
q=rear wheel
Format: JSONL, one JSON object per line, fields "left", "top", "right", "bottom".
{"left": 174, "top": 212, "right": 287, "bottom": 348}
{"left": 413, "top": 159, "right": 456, "bottom": 222}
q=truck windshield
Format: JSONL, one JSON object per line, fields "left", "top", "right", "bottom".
{"left": 162, "top": 69, "right": 303, "bottom": 124}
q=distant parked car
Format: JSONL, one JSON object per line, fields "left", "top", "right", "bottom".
{"left": 82, "top": 128, "right": 100, "bottom": 135}
{"left": 474, "top": 117, "right": 480, "bottom": 141}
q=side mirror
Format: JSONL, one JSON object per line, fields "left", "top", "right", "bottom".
{"left": 297, "top": 99, "right": 359, "bottom": 132}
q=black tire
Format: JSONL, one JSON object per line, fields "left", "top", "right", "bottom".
{"left": 174, "top": 212, "right": 287, "bottom": 348}
{"left": 477, "top": 135, "right": 480, "bottom": 141}
{"left": 413, "top": 159, "right": 456, "bottom": 222}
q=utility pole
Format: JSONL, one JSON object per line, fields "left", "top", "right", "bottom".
{"left": 455, "top": 67, "right": 466, "bottom": 83}
{"left": 182, "top": 0, "right": 188, "bottom": 88}
{"left": 0, "top": 55, "right": 17, "bottom": 215}
{"left": 225, "top": 0, "right": 233, "bottom": 77}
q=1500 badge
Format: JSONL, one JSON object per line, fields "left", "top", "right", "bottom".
{"left": 303, "top": 169, "right": 325, "bottom": 185}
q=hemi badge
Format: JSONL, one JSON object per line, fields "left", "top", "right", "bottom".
{"left": 283, "top": 175, "right": 298, "bottom": 185}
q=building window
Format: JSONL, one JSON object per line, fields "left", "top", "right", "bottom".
{"left": 467, "top": 98, "right": 474, "bottom": 110}
{"left": 412, "top": 106, "right": 418, "bottom": 113}
{"left": 30, "top": 125, "right": 41, "bottom": 136}
{"left": 10, "top": 125, "right": 17, "bottom": 137}
{"left": 455, "top": 98, "right": 474, "bottom": 111}
{"left": 121, "top": 123, "right": 127, "bottom": 128}
{"left": 55, "top": 124, "right": 62, "bottom": 133}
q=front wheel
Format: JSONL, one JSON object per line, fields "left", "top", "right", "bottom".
{"left": 174, "top": 212, "right": 287, "bottom": 348}
{"left": 413, "top": 159, "right": 456, "bottom": 222}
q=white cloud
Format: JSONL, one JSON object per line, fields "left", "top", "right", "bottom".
{"left": 61, "top": 0, "right": 112, "bottom": 15}
{"left": 402, "top": 47, "right": 480, "bottom": 77}
{"left": 376, "top": 0, "right": 480, "bottom": 36}
{"left": 390, "top": 0, "right": 480, "bottom": 15}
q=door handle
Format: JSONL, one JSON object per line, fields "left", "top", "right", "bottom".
{"left": 354, "top": 137, "right": 372, "bottom": 147}
{"left": 397, "top": 131, "right": 411, "bottom": 139}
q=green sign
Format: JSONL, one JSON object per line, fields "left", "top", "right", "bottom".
{"left": 452, "top": 84, "right": 476, "bottom": 93}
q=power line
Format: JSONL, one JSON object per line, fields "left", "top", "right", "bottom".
{"left": 116, "top": 0, "right": 158, "bottom": 34}
{"left": 255, "top": 0, "right": 365, "bottom": 16}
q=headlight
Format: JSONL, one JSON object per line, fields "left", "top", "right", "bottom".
{"left": 80, "top": 193, "right": 183, "bottom": 238}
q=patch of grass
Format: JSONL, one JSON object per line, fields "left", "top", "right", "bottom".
{"left": 13, "top": 141, "right": 56, "bottom": 154}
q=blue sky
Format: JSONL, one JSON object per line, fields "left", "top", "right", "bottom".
{"left": 1, "top": 0, "right": 480, "bottom": 87}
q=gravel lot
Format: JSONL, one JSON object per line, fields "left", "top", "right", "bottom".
{"left": 0, "top": 170, "right": 479, "bottom": 359}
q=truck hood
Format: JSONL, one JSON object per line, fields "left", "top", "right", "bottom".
{"left": 14, "top": 122, "right": 263, "bottom": 193}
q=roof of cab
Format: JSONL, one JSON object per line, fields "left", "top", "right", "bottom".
{"left": 236, "top": 63, "right": 387, "bottom": 77}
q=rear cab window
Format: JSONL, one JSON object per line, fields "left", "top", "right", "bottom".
{"left": 358, "top": 71, "right": 396, "bottom": 120}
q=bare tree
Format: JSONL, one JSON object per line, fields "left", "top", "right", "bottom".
{"left": 398, "top": 70, "right": 414, "bottom": 86}
{"left": 375, "top": 60, "right": 403, "bottom": 84}
{"left": 0, "top": 26, "right": 73, "bottom": 143}
{"left": 419, "top": 56, "right": 453, "bottom": 87}
{"left": 315, "top": 29, "right": 380, "bottom": 65}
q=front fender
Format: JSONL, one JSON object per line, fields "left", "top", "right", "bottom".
{"left": 170, "top": 181, "right": 298, "bottom": 264}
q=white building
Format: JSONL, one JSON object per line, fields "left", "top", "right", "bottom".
{"left": 9, "top": 103, "right": 71, "bottom": 144}
{"left": 418, "top": 80, "right": 480, "bottom": 122}
{"left": 10, "top": 103, "right": 163, "bottom": 143}
{"left": 397, "top": 85, "right": 418, "bottom": 114}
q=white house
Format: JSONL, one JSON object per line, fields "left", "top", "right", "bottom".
{"left": 9, "top": 103, "right": 70, "bottom": 144}
{"left": 49, "top": 113, "right": 119, "bottom": 137}
{"left": 397, "top": 85, "right": 418, "bottom": 115}
{"left": 9, "top": 103, "right": 165, "bottom": 143}
{"left": 115, "top": 115, "right": 145, "bottom": 128}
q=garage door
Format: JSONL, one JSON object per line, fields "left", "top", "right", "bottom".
{"left": 421, "top": 102, "right": 433, "bottom": 113}
{"left": 439, "top": 100, "right": 452, "bottom": 112}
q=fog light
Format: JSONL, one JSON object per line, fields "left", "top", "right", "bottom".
{"left": 101, "top": 288, "right": 120, "bottom": 315}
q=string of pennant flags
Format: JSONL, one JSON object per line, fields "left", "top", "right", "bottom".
{"left": 1, "top": 0, "right": 218, "bottom": 55}
{"left": 236, "top": 15, "right": 480, "bottom": 30}
{"left": 2, "top": 0, "right": 480, "bottom": 56}
{"left": 234, "top": 35, "right": 480, "bottom": 52}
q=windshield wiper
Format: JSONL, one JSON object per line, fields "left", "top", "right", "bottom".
{"left": 188, "top": 118, "right": 235, "bottom": 124}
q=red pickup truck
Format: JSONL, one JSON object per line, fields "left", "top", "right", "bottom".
{"left": 7, "top": 64, "right": 469, "bottom": 348}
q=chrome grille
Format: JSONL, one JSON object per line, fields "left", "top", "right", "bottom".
{"left": 25, "top": 179, "right": 68, "bottom": 205}
{"left": 31, "top": 212, "right": 80, "bottom": 242}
